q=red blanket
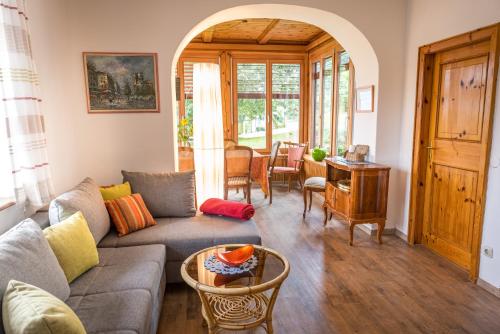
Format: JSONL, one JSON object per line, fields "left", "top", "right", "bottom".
{"left": 200, "top": 198, "right": 255, "bottom": 220}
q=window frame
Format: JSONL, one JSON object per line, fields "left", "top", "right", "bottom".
{"left": 231, "top": 55, "right": 306, "bottom": 153}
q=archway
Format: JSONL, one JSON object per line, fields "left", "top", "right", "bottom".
{"left": 171, "top": 4, "right": 380, "bottom": 168}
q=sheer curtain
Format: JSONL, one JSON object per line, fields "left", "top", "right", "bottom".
{"left": 0, "top": 0, "right": 54, "bottom": 211}
{"left": 192, "top": 63, "right": 224, "bottom": 204}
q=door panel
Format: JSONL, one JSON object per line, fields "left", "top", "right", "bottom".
{"left": 436, "top": 57, "right": 488, "bottom": 141}
{"left": 422, "top": 43, "right": 490, "bottom": 271}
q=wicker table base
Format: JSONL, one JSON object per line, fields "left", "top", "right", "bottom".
{"left": 181, "top": 245, "right": 289, "bottom": 334}
{"left": 200, "top": 291, "right": 275, "bottom": 333}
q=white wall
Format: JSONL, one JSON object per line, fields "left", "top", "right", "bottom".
{"left": 20, "top": 0, "right": 407, "bottom": 226}
{"left": 399, "top": 0, "right": 500, "bottom": 287}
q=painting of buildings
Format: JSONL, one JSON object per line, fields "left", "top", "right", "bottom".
{"left": 83, "top": 53, "right": 159, "bottom": 113}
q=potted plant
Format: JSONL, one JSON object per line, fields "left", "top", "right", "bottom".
{"left": 178, "top": 117, "right": 193, "bottom": 147}
{"left": 311, "top": 147, "right": 327, "bottom": 162}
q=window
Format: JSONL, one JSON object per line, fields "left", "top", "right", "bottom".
{"left": 271, "top": 63, "right": 300, "bottom": 144}
{"left": 233, "top": 59, "right": 303, "bottom": 151}
{"left": 335, "top": 52, "right": 352, "bottom": 156}
{"left": 309, "top": 48, "right": 353, "bottom": 155}
{"left": 182, "top": 62, "right": 195, "bottom": 126}
{"left": 236, "top": 62, "right": 267, "bottom": 149}
{"left": 310, "top": 56, "right": 334, "bottom": 151}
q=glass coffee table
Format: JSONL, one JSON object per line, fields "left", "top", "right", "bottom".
{"left": 181, "top": 244, "right": 290, "bottom": 334}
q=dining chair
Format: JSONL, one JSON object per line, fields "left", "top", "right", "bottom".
{"left": 272, "top": 141, "right": 308, "bottom": 192}
{"left": 224, "top": 145, "right": 253, "bottom": 204}
{"left": 267, "top": 141, "right": 281, "bottom": 204}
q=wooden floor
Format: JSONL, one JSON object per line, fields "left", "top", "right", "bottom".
{"left": 158, "top": 186, "right": 500, "bottom": 334}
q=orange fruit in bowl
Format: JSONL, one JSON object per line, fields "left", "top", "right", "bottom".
{"left": 216, "top": 245, "right": 254, "bottom": 266}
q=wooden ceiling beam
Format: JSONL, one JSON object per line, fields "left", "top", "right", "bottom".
{"left": 305, "top": 32, "right": 333, "bottom": 51}
{"left": 257, "top": 19, "right": 280, "bottom": 45}
{"left": 202, "top": 27, "right": 215, "bottom": 43}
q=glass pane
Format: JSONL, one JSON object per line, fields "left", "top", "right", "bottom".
{"left": 237, "top": 63, "right": 267, "bottom": 149}
{"left": 322, "top": 57, "right": 333, "bottom": 152}
{"left": 272, "top": 63, "right": 300, "bottom": 144}
{"left": 336, "top": 52, "right": 351, "bottom": 156}
{"left": 312, "top": 62, "right": 321, "bottom": 148}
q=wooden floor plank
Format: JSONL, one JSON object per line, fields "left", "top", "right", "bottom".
{"left": 158, "top": 186, "right": 500, "bottom": 334}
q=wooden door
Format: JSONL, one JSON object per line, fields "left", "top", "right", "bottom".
{"left": 422, "top": 40, "right": 493, "bottom": 271}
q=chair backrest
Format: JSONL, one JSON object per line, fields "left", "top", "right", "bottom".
{"left": 224, "top": 145, "right": 253, "bottom": 178}
{"left": 284, "top": 142, "right": 308, "bottom": 169}
{"left": 269, "top": 141, "right": 281, "bottom": 170}
{"left": 224, "top": 139, "right": 237, "bottom": 149}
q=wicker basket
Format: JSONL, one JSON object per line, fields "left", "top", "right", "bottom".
{"left": 344, "top": 145, "right": 369, "bottom": 162}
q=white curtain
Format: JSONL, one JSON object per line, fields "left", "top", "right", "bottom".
{"left": 192, "top": 63, "right": 224, "bottom": 204}
{"left": 0, "top": 0, "right": 54, "bottom": 211}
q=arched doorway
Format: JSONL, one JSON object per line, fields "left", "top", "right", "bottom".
{"left": 171, "top": 4, "right": 380, "bottom": 169}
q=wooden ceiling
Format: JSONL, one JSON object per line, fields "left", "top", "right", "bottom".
{"left": 192, "top": 19, "right": 326, "bottom": 45}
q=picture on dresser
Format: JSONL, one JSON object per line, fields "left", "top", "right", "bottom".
{"left": 83, "top": 52, "right": 159, "bottom": 113}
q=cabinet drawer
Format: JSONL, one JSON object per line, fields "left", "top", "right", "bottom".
{"left": 334, "top": 188, "right": 350, "bottom": 216}
{"left": 325, "top": 182, "right": 335, "bottom": 207}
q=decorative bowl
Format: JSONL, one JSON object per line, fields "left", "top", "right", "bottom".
{"left": 216, "top": 245, "right": 254, "bottom": 266}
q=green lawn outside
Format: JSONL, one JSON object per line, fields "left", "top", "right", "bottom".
{"left": 238, "top": 131, "right": 298, "bottom": 149}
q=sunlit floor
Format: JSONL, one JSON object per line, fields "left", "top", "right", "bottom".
{"left": 158, "top": 185, "right": 500, "bottom": 334}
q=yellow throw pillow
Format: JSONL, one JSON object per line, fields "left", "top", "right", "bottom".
{"left": 99, "top": 182, "right": 132, "bottom": 201}
{"left": 43, "top": 211, "right": 99, "bottom": 283}
{"left": 2, "top": 280, "right": 86, "bottom": 334}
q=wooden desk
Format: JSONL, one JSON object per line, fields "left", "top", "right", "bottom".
{"left": 323, "top": 157, "right": 390, "bottom": 245}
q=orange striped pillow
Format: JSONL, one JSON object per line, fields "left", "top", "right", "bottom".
{"left": 104, "top": 194, "right": 156, "bottom": 237}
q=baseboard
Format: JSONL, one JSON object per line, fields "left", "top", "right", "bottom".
{"left": 477, "top": 278, "right": 500, "bottom": 298}
{"left": 356, "top": 224, "right": 396, "bottom": 236}
{"left": 394, "top": 229, "right": 407, "bottom": 241}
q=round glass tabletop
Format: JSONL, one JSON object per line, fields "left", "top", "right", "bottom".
{"left": 181, "top": 244, "right": 288, "bottom": 292}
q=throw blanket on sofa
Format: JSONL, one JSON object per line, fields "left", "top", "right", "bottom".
{"left": 200, "top": 198, "right": 255, "bottom": 220}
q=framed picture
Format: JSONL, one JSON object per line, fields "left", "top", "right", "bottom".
{"left": 355, "top": 85, "right": 374, "bottom": 113}
{"left": 83, "top": 52, "right": 159, "bottom": 113}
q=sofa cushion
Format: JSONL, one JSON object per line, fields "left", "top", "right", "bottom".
{"left": 68, "top": 245, "right": 166, "bottom": 334}
{"left": 2, "top": 280, "right": 86, "bottom": 334}
{"left": 69, "top": 245, "right": 165, "bottom": 297}
{"left": 99, "top": 181, "right": 132, "bottom": 201}
{"left": 66, "top": 290, "right": 152, "bottom": 334}
{"left": 105, "top": 194, "right": 156, "bottom": 236}
{"left": 0, "top": 220, "right": 70, "bottom": 334}
{"left": 43, "top": 211, "right": 99, "bottom": 283}
{"left": 49, "top": 177, "right": 110, "bottom": 244}
{"left": 122, "top": 170, "right": 196, "bottom": 218}
{"left": 99, "top": 214, "right": 262, "bottom": 262}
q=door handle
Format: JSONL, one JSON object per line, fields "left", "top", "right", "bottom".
{"left": 426, "top": 146, "right": 435, "bottom": 160}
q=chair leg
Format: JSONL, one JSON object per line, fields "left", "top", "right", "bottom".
{"left": 224, "top": 187, "right": 228, "bottom": 200}
{"left": 303, "top": 189, "right": 307, "bottom": 218}
{"left": 236, "top": 188, "right": 239, "bottom": 194}
{"left": 309, "top": 191, "right": 313, "bottom": 211}
{"left": 269, "top": 177, "right": 273, "bottom": 204}
{"left": 288, "top": 175, "right": 292, "bottom": 192}
{"left": 298, "top": 175, "right": 303, "bottom": 190}
{"left": 247, "top": 183, "right": 251, "bottom": 204}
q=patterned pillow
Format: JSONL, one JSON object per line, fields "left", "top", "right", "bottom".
{"left": 104, "top": 194, "right": 156, "bottom": 237}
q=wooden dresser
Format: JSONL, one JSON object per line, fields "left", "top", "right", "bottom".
{"left": 323, "top": 157, "right": 390, "bottom": 245}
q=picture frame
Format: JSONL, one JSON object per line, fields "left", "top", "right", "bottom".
{"left": 83, "top": 52, "right": 160, "bottom": 113}
{"left": 355, "top": 85, "right": 374, "bottom": 113}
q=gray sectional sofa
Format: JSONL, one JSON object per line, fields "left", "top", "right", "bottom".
{"left": 0, "top": 176, "right": 261, "bottom": 334}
